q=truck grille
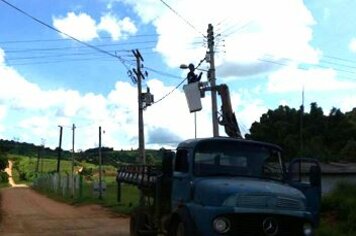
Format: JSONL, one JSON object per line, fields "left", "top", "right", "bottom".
{"left": 235, "top": 195, "right": 304, "bottom": 211}
{"left": 237, "top": 195, "right": 268, "bottom": 208}
{"left": 221, "top": 213, "right": 306, "bottom": 236}
{"left": 276, "top": 197, "right": 305, "bottom": 210}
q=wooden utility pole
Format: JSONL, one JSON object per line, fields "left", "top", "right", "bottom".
{"left": 98, "top": 126, "right": 103, "bottom": 200}
{"left": 207, "top": 24, "right": 219, "bottom": 137}
{"left": 56, "top": 125, "right": 63, "bottom": 173}
{"left": 71, "top": 124, "right": 76, "bottom": 197}
{"left": 300, "top": 87, "right": 305, "bottom": 155}
{"left": 36, "top": 146, "right": 40, "bottom": 172}
{"left": 132, "top": 49, "right": 146, "bottom": 164}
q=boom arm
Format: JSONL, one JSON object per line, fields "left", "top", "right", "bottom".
{"left": 215, "top": 84, "right": 242, "bottom": 138}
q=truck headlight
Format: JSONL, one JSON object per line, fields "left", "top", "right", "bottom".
{"left": 303, "top": 222, "right": 313, "bottom": 236}
{"left": 213, "top": 217, "right": 231, "bottom": 234}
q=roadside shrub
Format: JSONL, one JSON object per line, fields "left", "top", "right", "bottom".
{"left": 13, "top": 157, "right": 36, "bottom": 181}
{"left": 0, "top": 171, "right": 9, "bottom": 183}
{"left": 320, "top": 182, "right": 356, "bottom": 235}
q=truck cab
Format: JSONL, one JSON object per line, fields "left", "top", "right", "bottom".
{"left": 169, "top": 137, "right": 321, "bottom": 236}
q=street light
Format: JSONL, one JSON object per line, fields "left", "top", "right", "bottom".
{"left": 180, "top": 64, "right": 189, "bottom": 69}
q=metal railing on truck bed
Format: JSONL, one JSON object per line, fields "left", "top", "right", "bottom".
{"left": 117, "top": 165, "right": 162, "bottom": 188}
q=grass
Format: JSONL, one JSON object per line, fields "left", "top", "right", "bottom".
{"left": 317, "top": 182, "right": 356, "bottom": 236}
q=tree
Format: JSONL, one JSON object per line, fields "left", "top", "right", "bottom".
{"left": 0, "top": 145, "right": 9, "bottom": 171}
{"left": 340, "top": 139, "right": 356, "bottom": 162}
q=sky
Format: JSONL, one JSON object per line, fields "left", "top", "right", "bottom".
{"left": 0, "top": 0, "right": 356, "bottom": 151}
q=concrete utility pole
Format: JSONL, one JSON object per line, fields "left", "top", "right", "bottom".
{"left": 98, "top": 126, "right": 103, "bottom": 200}
{"left": 71, "top": 124, "right": 76, "bottom": 197}
{"left": 207, "top": 23, "right": 219, "bottom": 137}
{"left": 56, "top": 125, "right": 63, "bottom": 173}
{"left": 132, "top": 49, "right": 146, "bottom": 164}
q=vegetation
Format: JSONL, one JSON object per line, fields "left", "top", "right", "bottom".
{"left": 7, "top": 154, "right": 139, "bottom": 214}
{"left": 0, "top": 143, "right": 9, "bottom": 183}
{"left": 247, "top": 104, "right": 356, "bottom": 162}
{"left": 317, "top": 182, "right": 356, "bottom": 236}
{"left": 0, "top": 139, "right": 163, "bottom": 168}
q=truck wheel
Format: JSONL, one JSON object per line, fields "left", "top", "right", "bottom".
{"left": 175, "top": 221, "right": 186, "bottom": 236}
{"left": 169, "top": 209, "right": 196, "bottom": 236}
{"left": 130, "top": 208, "right": 156, "bottom": 236}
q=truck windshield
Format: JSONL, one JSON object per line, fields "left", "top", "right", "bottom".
{"left": 194, "top": 140, "right": 285, "bottom": 181}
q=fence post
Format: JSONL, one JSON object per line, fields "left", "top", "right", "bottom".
{"left": 117, "top": 181, "right": 121, "bottom": 202}
{"left": 79, "top": 174, "right": 83, "bottom": 200}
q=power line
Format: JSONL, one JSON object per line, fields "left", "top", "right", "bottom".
{"left": 3, "top": 40, "right": 158, "bottom": 54}
{"left": 158, "top": 0, "right": 206, "bottom": 38}
{"left": 0, "top": 0, "right": 131, "bottom": 68}
{"left": 152, "top": 77, "right": 187, "bottom": 105}
{"left": 258, "top": 55, "right": 356, "bottom": 77}
{"left": 6, "top": 56, "right": 114, "bottom": 66}
{"left": 0, "top": 34, "right": 159, "bottom": 44}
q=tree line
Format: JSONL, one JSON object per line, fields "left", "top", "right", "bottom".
{"left": 246, "top": 103, "right": 356, "bottom": 162}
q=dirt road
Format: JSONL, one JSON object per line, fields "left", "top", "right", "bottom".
{"left": 0, "top": 161, "right": 130, "bottom": 236}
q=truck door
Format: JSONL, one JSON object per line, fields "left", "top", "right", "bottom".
{"left": 288, "top": 159, "right": 321, "bottom": 225}
{"left": 172, "top": 149, "right": 192, "bottom": 208}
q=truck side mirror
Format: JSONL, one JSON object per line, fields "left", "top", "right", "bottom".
{"left": 161, "top": 149, "right": 175, "bottom": 177}
{"left": 309, "top": 165, "right": 321, "bottom": 186}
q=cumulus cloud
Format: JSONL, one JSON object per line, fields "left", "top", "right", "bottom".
{"left": 267, "top": 65, "right": 356, "bottom": 92}
{"left": 98, "top": 14, "right": 137, "bottom": 40}
{"left": 0, "top": 105, "right": 6, "bottom": 133}
{"left": 349, "top": 38, "right": 356, "bottom": 53}
{"left": 121, "top": 0, "right": 320, "bottom": 75}
{"left": 147, "top": 127, "right": 183, "bottom": 144}
{"left": 53, "top": 12, "right": 99, "bottom": 41}
{"left": 53, "top": 12, "right": 137, "bottom": 41}
{"left": 340, "top": 96, "right": 356, "bottom": 112}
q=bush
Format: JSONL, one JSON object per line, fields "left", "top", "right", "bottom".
{"left": 0, "top": 171, "right": 9, "bottom": 183}
{"left": 319, "top": 182, "right": 356, "bottom": 235}
{"left": 12, "top": 157, "right": 37, "bottom": 181}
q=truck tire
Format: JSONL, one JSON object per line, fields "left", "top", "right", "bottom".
{"left": 130, "top": 208, "right": 156, "bottom": 236}
{"left": 168, "top": 209, "right": 196, "bottom": 236}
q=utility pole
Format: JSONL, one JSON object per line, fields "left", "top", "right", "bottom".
{"left": 207, "top": 23, "right": 219, "bottom": 137}
{"left": 98, "top": 126, "right": 103, "bottom": 200}
{"left": 132, "top": 49, "right": 146, "bottom": 164}
{"left": 56, "top": 125, "right": 63, "bottom": 173}
{"left": 300, "top": 87, "right": 305, "bottom": 155}
{"left": 71, "top": 124, "right": 76, "bottom": 198}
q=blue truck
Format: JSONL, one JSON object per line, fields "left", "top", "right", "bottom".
{"left": 117, "top": 137, "right": 321, "bottom": 236}
{"left": 117, "top": 84, "right": 321, "bottom": 235}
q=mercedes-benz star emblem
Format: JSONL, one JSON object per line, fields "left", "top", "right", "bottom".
{"left": 262, "top": 217, "right": 279, "bottom": 236}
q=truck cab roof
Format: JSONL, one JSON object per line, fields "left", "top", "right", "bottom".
{"left": 177, "top": 137, "right": 282, "bottom": 151}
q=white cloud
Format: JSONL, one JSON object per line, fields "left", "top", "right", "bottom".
{"left": 53, "top": 12, "right": 99, "bottom": 41}
{"left": 267, "top": 65, "right": 356, "bottom": 92}
{"left": 0, "top": 48, "right": 4, "bottom": 65}
{"left": 237, "top": 99, "right": 268, "bottom": 135}
{"left": 349, "top": 38, "right": 356, "bottom": 53}
{"left": 0, "top": 105, "right": 6, "bottom": 134}
{"left": 122, "top": 0, "right": 320, "bottom": 74}
{"left": 98, "top": 14, "right": 137, "bottom": 40}
{"left": 53, "top": 12, "right": 137, "bottom": 42}
{"left": 340, "top": 96, "right": 356, "bottom": 112}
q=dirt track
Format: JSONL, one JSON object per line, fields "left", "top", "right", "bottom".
{"left": 0, "top": 161, "right": 130, "bottom": 236}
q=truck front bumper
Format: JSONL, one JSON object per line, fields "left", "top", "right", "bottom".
{"left": 188, "top": 204, "right": 315, "bottom": 236}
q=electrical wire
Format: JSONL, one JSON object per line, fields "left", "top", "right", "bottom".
{"left": 152, "top": 77, "right": 187, "bottom": 105}
{"left": 158, "top": 0, "right": 206, "bottom": 38}
{"left": 0, "top": 0, "right": 131, "bottom": 69}
{"left": 0, "top": 33, "right": 159, "bottom": 44}
{"left": 3, "top": 40, "right": 158, "bottom": 54}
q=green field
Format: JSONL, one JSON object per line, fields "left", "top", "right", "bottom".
{"left": 8, "top": 154, "right": 139, "bottom": 215}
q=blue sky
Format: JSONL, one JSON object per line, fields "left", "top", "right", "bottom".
{"left": 0, "top": 0, "right": 356, "bottom": 151}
